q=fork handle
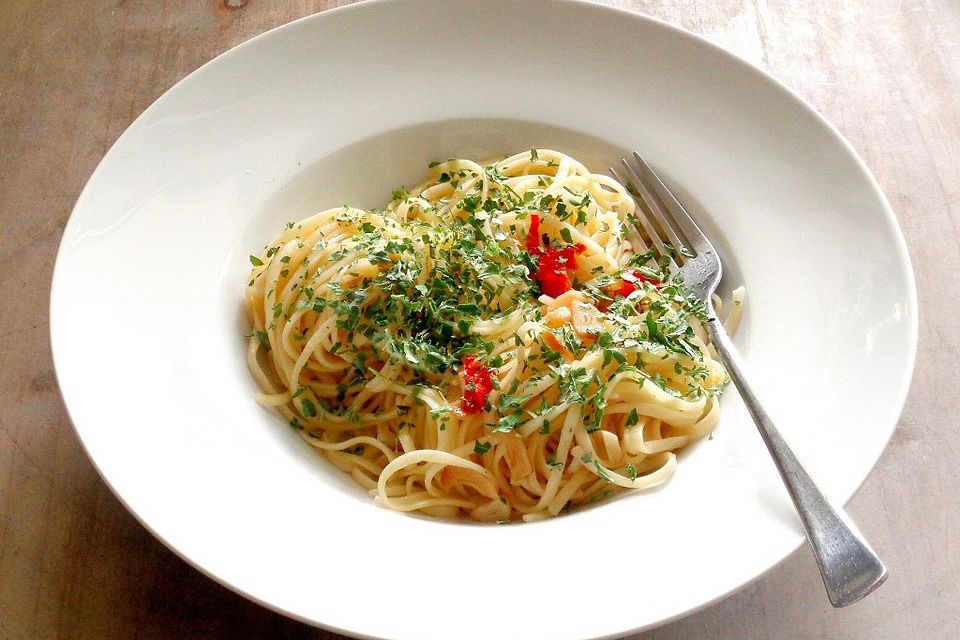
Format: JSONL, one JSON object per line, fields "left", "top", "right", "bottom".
{"left": 705, "top": 316, "right": 888, "bottom": 607}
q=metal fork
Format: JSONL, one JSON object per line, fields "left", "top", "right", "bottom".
{"left": 611, "top": 152, "right": 887, "bottom": 608}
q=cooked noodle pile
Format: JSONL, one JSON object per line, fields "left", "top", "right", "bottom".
{"left": 246, "top": 149, "right": 742, "bottom": 522}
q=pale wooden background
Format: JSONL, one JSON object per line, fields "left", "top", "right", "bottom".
{"left": 1, "top": 1, "right": 957, "bottom": 638}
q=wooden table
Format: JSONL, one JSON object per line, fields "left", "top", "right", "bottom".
{"left": 1, "top": 1, "right": 957, "bottom": 638}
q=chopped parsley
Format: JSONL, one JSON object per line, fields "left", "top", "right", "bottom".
{"left": 301, "top": 398, "right": 317, "bottom": 418}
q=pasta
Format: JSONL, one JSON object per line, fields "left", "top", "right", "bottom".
{"left": 245, "top": 149, "right": 740, "bottom": 522}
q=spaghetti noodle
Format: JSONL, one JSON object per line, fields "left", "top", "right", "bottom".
{"left": 245, "top": 149, "right": 741, "bottom": 522}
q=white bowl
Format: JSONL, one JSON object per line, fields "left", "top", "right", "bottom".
{"left": 50, "top": 1, "right": 917, "bottom": 638}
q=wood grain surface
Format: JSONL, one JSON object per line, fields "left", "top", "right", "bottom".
{"left": 1, "top": 1, "right": 957, "bottom": 638}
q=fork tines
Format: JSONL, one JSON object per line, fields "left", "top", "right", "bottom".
{"left": 610, "top": 152, "right": 714, "bottom": 266}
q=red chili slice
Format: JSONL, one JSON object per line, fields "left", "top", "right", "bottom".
{"left": 612, "top": 268, "right": 660, "bottom": 298}
{"left": 525, "top": 214, "right": 584, "bottom": 297}
{"left": 460, "top": 355, "right": 494, "bottom": 414}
